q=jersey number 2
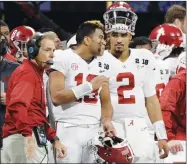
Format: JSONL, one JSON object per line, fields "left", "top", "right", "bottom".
{"left": 75, "top": 73, "right": 98, "bottom": 104}
{"left": 117, "top": 72, "right": 135, "bottom": 104}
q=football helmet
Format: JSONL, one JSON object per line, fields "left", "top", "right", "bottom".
{"left": 149, "top": 24, "right": 183, "bottom": 53}
{"left": 9, "top": 26, "right": 35, "bottom": 61}
{"left": 103, "top": 2, "right": 138, "bottom": 35}
{"left": 82, "top": 132, "right": 134, "bottom": 164}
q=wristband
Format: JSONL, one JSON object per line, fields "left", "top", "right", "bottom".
{"left": 153, "top": 120, "right": 168, "bottom": 140}
{"left": 72, "top": 82, "right": 93, "bottom": 99}
{"left": 50, "top": 136, "right": 59, "bottom": 144}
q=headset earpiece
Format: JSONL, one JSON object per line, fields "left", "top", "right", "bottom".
{"left": 27, "top": 33, "right": 43, "bottom": 59}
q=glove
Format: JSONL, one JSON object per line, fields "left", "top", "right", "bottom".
{"left": 155, "top": 44, "right": 174, "bottom": 60}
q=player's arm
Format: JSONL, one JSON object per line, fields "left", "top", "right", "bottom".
{"left": 100, "top": 83, "right": 116, "bottom": 136}
{"left": 144, "top": 54, "right": 169, "bottom": 158}
{"left": 49, "top": 71, "right": 77, "bottom": 106}
{"left": 49, "top": 71, "right": 109, "bottom": 106}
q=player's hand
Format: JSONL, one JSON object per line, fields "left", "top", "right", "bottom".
{"left": 0, "top": 92, "right": 6, "bottom": 105}
{"left": 158, "top": 139, "right": 169, "bottom": 159}
{"left": 53, "top": 140, "right": 67, "bottom": 158}
{"left": 24, "top": 136, "right": 36, "bottom": 160}
{"left": 102, "top": 119, "right": 117, "bottom": 137}
{"left": 168, "top": 140, "right": 183, "bottom": 153}
{"left": 90, "top": 75, "right": 109, "bottom": 90}
{"left": 155, "top": 43, "right": 174, "bottom": 60}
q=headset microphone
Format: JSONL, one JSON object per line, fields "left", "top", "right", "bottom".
{"left": 45, "top": 60, "right": 54, "bottom": 65}
{"left": 36, "top": 59, "right": 54, "bottom": 65}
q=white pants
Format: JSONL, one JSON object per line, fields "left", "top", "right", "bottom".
{"left": 155, "top": 141, "right": 186, "bottom": 163}
{"left": 113, "top": 118, "right": 155, "bottom": 163}
{"left": 48, "top": 122, "right": 101, "bottom": 163}
{"left": 2, "top": 133, "right": 47, "bottom": 163}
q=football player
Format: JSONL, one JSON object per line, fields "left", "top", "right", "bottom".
{"left": 99, "top": 2, "right": 169, "bottom": 163}
{"left": 48, "top": 20, "right": 116, "bottom": 163}
{"left": 149, "top": 23, "right": 184, "bottom": 97}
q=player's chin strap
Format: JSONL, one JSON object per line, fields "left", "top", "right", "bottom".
{"left": 153, "top": 120, "right": 168, "bottom": 140}
{"left": 46, "top": 79, "right": 57, "bottom": 163}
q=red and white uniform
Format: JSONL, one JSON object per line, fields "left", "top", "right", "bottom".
{"left": 49, "top": 49, "right": 110, "bottom": 163}
{"left": 51, "top": 49, "right": 105, "bottom": 125}
{"left": 154, "top": 59, "right": 170, "bottom": 98}
{"left": 99, "top": 48, "right": 157, "bottom": 162}
{"left": 176, "top": 51, "right": 186, "bottom": 74}
{"left": 101, "top": 49, "right": 156, "bottom": 119}
{"left": 163, "top": 57, "right": 178, "bottom": 78}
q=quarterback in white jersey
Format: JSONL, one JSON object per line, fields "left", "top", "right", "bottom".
{"left": 102, "top": 49, "right": 156, "bottom": 119}
{"left": 94, "top": 2, "right": 169, "bottom": 163}
{"left": 48, "top": 21, "right": 116, "bottom": 163}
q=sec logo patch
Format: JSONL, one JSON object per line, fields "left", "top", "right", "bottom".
{"left": 71, "top": 63, "right": 78, "bottom": 71}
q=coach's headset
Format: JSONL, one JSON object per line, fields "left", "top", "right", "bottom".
{"left": 27, "top": 32, "right": 54, "bottom": 65}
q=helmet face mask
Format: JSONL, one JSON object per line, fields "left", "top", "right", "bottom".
{"left": 83, "top": 133, "right": 134, "bottom": 164}
{"left": 9, "top": 26, "right": 35, "bottom": 61}
{"left": 103, "top": 2, "right": 138, "bottom": 35}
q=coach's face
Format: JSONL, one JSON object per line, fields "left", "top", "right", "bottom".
{"left": 89, "top": 28, "right": 106, "bottom": 56}
{"left": 109, "top": 32, "right": 132, "bottom": 53}
{"left": 36, "top": 38, "right": 55, "bottom": 68}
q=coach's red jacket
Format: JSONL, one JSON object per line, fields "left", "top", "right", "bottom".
{"left": 159, "top": 70, "right": 186, "bottom": 141}
{"left": 2, "top": 59, "right": 56, "bottom": 141}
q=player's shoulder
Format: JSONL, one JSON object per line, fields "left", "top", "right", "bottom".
{"left": 54, "top": 48, "right": 75, "bottom": 60}
{"left": 99, "top": 50, "right": 112, "bottom": 60}
{"left": 130, "top": 48, "right": 155, "bottom": 60}
{"left": 98, "top": 50, "right": 116, "bottom": 63}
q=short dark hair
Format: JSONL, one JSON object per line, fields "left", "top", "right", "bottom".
{"left": 165, "top": 5, "right": 186, "bottom": 23}
{"left": 129, "top": 36, "right": 152, "bottom": 48}
{"left": 76, "top": 20, "right": 104, "bottom": 45}
{"left": 0, "top": 20, "right": 8, "bottom": 27}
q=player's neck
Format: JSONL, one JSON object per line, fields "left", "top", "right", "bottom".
{"left": 74, "top": 46, "right": 94, "bottom": 61}
{"left": 110, "top": 48, "right": 130, "bottom": 62}
{"left": 120, "top": 49, "right": 130, "bottom": 62}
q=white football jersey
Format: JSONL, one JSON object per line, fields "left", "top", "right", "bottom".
{"left": 154, "top": 59, "right": 170, "bottom": 98}
{"left": 51, "top": 49, "right": 109, "bottom": 125}
{"left": 99, "top": 49, "right": 157, "bottom": 120}
{"left": 163, "top": 57, "right": 178, "bottom": 78}
{"left": 176, "top": 51, "right": 186, "bottom": 73}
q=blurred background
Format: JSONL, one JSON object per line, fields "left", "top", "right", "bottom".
{"left": 0, "top": 1, "right": 186, "bottom": 41}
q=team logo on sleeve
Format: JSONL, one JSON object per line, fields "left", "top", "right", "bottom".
{"left": 71, "top": 63, "right": 78, "bottom": 71}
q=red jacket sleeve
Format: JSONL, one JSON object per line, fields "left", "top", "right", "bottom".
{"left": 7, "top": 71, "right": 35, "bottom": 137}
{"left": 159, "top": 78, "right": 184, "bottom": 140}
{"left": 45, "top": 123, "right": 56, "bottom": 141}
